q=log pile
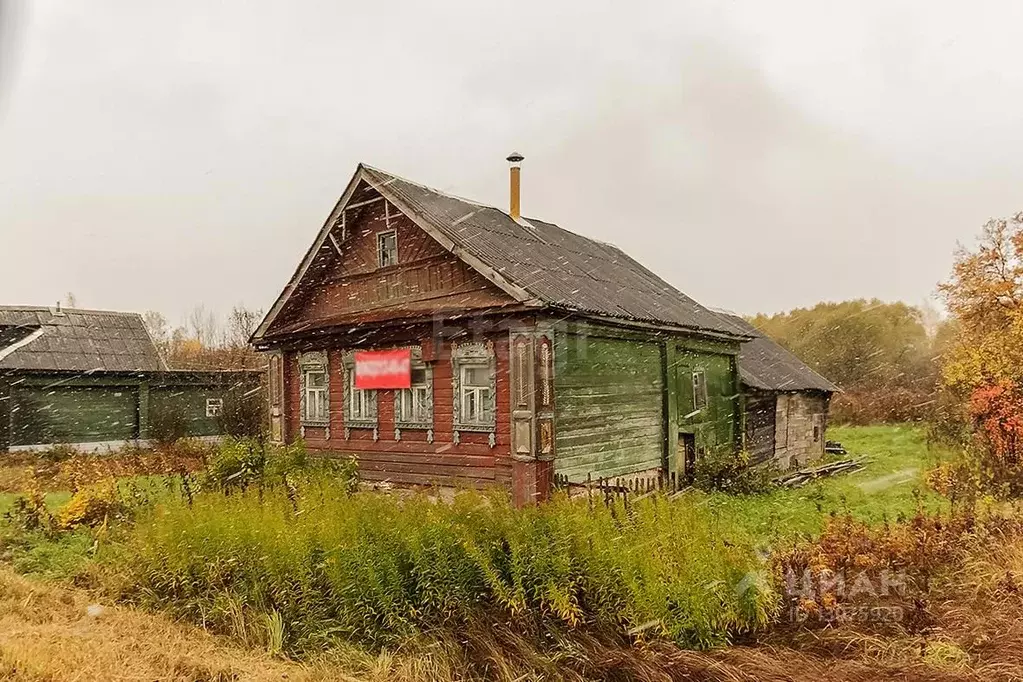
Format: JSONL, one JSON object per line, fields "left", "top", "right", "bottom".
{"left": 773, "top": 457, "right": 866, "bottom": 488}
{"left": 825, "top": 440, "right": 848, "bottom": 455}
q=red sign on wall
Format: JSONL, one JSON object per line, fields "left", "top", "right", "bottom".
{"left": 354, "top": 349, "right": 411, "bottom": 389}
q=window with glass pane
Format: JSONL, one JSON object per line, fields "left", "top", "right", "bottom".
{"left": 303, "top": 368, "right": 327, "bottom": 422}
{"left": 348, "top": 369, "right": 374, "bottom": 421}
{"left": 692, "top": 369, "right": 708, "bottom": 411}
{"left": 377, "top": 230, "right": 397, "bottom": 268}
{"left": 397, "top": 366, "right": 431, "bottom": 425}
{"left": 461, "top": 365, "right": 493, "bottom": 424}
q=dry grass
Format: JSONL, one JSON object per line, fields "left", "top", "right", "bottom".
{"left": 0, "top": 443, "right": 210, "bottom": 495}
{"left": 0, "top": 565, "right": 352, "bottom": 682}
{"left": 0, "top": 560, "right": 982, "bottom": 682}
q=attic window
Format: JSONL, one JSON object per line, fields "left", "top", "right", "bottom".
{"left": 377, "top": 230, "right": 397, "bottom": 268}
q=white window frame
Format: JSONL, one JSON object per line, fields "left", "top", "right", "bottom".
{"left": 692, "top": 369, "right": 708, "bottom": 411}
{"left": 452, "top": 342, "right": 496, "bottom": 432}
{"left": 205, "top": 398, "right": 224, "bottom": 418}
{"left": 299, "top": 351, "right": 330, "bottom": 427}
{"left": 395, "top": 360, "right": 433, "bottom": 428}
{"left": 342, "top": 352, "right": 378, "bottom": 428}
{"left": 377, "top": 229, "right": 398, "bottom": 268}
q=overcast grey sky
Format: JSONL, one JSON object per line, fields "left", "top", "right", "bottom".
{"left": 2, "top": 1, "right": 1022, "bottom": 326}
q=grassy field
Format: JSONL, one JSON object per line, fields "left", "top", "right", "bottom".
{"left": 706, "top": 424, "right": 951, "bottom": 541}
{"left": 0, "top": 424, "right": 989, "bottom": 682}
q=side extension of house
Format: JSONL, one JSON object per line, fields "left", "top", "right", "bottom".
{"left": 716, "top": 313, "right": 839, "bottom": 469}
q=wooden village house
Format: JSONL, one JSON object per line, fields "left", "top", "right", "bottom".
{"left": 0, "top": 306, "right": 259, "bottom": 452}
{"left": 251, "top": 157, "right": 836, "bottom": 504}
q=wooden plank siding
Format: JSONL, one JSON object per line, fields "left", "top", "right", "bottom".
{"left": 773, "top": 392, "right": 830, "bottom": 468}
{"left": 743, "top": 389, "right": 777, "bottom": 465}
{"left": 553, "top": 332, "right": 665, "bottom": 482}
{"left": 272, "top": 190, "right": 516, "bottom": 336}
{"left": 675, "top": 349, "right": 740, "bottom": 457}
{"left": 285, "top": 335, "right": 513, "bottom": 488}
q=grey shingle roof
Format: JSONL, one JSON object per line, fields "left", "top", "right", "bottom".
{"left": 360, "top": 166, "right": 743, "bottom": 337}
{"left": 0, "top": 306, "right": 164, "bottom": 373}
{"left": 715, "top": 313, "right": 839, "bottom": 393}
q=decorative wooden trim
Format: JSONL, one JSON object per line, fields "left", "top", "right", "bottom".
{"left": 534, "top": 329, "right": 556, "bottom": 462}
{"left": 341, "top": 351, "right": 378, "bottom": 428}
{"left": 451, "top": 341, "right": 496, "bottom": 433}
{"left": 252, "top": 164, "right": 541, "bottom": 343}
{"left": 393, "top": 346, "right": 434, "bottom": 430}
{"left": 509, "top": 331, "right": 535, "bottom": 461}
{"left": 298, "top": 351, "right": 329, "bottom": 427}
{"left": 268, "top": 350, "right": 284, "bottom": 443}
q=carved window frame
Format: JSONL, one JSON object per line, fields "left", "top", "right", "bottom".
{"left": 452, "top": 341, "right": 496, "bottom": 434}
{"left": 298, "top": 351, "right": 329, "bottom": 428}
{"left": 342, "top": 351, "right": 378, "bottom": 429}
{"left": 394, "top": 346, "right": 433, "bottom": 430}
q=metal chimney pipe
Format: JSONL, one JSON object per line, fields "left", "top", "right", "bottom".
{"left": 507, "top": 152, "right": 524, "bottom": 220}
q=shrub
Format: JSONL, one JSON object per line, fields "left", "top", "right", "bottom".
{"left": 3, "top": 488, "right": 53, "bottom": 533}
{"left": 217, "top": 389, "right": 265, "bottom": 439}
{"left": 148, "top": 404, "right": 189, "bottom": 445}
{"left": 37, "top": 443, "right": 80, "bottom": 463}
{"left": 54, "top": 482, "right": 130, "bottom": 530}
{"left": 693, "top": 450, "right": 775, "bottom": 495}
{"left": 772, "top": 506, "right": 1023, "bottom": 628}
{"left": 201, "top": 437, "right": 357, "bottom": 494}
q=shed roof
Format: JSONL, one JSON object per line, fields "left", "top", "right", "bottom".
{"left": 254, "top": 164, "right": 747, "bottom": 341}
{"left": 715, "top": 313, "right": 839, "bottom": 393}
{"left": 0, "top": 306, "right": 164, "bottom": 373}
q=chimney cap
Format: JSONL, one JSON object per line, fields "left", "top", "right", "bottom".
{"left": 506, "top": 152, "right": 524, "bottom": 163}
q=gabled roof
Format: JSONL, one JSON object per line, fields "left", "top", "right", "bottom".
{"left": 715, "top": 313, "right": 839, "bottom": 393}
{"left": 253, "top": 164, "right": 747, "bottom": 341}
{"left": 0, "top": 306, "right": 165, "bottom": 373}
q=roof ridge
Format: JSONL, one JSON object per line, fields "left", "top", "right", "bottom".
{"left": 360, "top": 163, "right": 495, "bottom": 211}
{"left": 0, "top": 305, "right": 143, "bottom": 317}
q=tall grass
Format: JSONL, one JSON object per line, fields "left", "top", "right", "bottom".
{"left": 109, "top": 479, "right": 774, "bottom": 655}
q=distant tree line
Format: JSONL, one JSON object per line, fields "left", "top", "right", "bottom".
{"left": 143, "top": 305, "right": 265, "bottom": 371}
{"left": 749, "top": 299, "right": 953, "bottom": 425}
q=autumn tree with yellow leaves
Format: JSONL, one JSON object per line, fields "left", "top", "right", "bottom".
{"left": 940, "top": 212, "right": 1023, "bottom": 482}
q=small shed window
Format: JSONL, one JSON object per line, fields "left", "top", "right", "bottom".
{"left": 377, "top": 230, "right": 398, "bottom": 268}
{"left": 452, "top": 342, "right": 496, "bottom": 431}
{"left": 396, "top": 365, "right": 433, "bottom": 427}
{"left": 692, "top": 370, "right": 708, "bottom": 411}
{"left": 205, "top": 398, "right": 224, "bottom": 418}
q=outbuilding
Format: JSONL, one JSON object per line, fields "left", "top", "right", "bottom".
{"left": 717, "top": 314, "right": 839, "bottom": 468}
{"left": 252, "top": 158, "right": 754, "bottom": 504}
{"left": 0, "top": 306, "right": 259, "bottom": 452}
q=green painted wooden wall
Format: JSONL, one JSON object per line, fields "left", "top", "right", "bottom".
{"left": 553, "top": 332, "right": 665, "bottom": 482}
{"left": 10, "top": 385, "right": 139, "bottom": 446}
{"left": 673, "top": 348, "right": 739, "bottom": 455}
{"left": 552, "top": 325, "right": 742, "bottom": 483}
{"left": 2, "top": 372, "right": 259, "bottom": 449}
{"left": 149, "top": 386, "right": 225, "bottom": 438}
